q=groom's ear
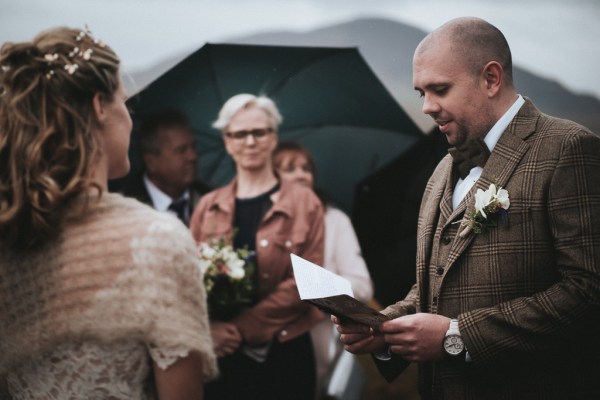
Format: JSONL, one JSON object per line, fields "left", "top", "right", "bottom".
{"left": 482, "top": 61, "right": 503, "bottom": 97}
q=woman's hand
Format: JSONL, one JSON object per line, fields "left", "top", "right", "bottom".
{"left": 211, "top": 321, "right": 242, "bottom": 357}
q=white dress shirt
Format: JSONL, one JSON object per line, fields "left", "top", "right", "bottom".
{"left": 143, "top": 174, "right": 190, "bottom": 220}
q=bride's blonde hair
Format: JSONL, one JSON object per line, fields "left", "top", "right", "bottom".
{"left": 0, "top": 27, "right": 120, "bottom": 250}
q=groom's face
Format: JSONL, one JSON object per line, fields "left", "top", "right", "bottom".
{"left": 413, "top": 38, "right": 495, "bottom": 147}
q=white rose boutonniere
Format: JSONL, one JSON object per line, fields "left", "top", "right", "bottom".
{"left": 460, "top": 183, "right": 510, "bottom": 237}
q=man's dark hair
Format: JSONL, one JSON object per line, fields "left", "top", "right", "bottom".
{"left": 138, "top": 109, "right": 191, "bottom": 156}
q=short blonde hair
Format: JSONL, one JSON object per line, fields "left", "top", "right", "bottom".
{"left": 212, "top": 93, "right": 282, "bottom": 133}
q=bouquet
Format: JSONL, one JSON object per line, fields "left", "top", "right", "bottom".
{"left": 198, "top": 237, "right": 256, "bottom": 320}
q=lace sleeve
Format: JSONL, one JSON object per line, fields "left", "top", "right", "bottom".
{"left": 147, "top": 343, "right": 191, "bottom": 370}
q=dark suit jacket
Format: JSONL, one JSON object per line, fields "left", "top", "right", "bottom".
{"left": 380, "top": 99, "right": 600, "bottom": 399}
{"left": 120, "top": 172, "right": 211, "bottom": 226}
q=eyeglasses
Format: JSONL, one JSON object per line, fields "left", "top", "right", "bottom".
{"left": 224, "top": 127, "right": 274, "bottom": 141}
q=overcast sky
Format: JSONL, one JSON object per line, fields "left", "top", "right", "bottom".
{"left": 2, "top": 0, "right": 600, "bottom": 99}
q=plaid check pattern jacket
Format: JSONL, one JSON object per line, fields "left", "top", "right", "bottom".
{"left": 381, "top": 99, "right": 600, "bottom": 399}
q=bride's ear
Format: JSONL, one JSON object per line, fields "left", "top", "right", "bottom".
{"left": 92, "top": 92, "right": 107, "bottom": 124}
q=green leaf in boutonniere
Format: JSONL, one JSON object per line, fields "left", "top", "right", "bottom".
{"left": 459, "top": 183, "right": 510, "bottom": 237}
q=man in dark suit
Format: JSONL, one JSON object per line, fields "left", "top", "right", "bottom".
{"left": 121, "top": 109, "right": 211, "bottom": 225}
{"left": 335, "top": 17, "right": 600, "bottom": 399}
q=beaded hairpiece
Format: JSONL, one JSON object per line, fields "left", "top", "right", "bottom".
{"left": 42, "top": 26, "right": 106, "bottom": 80}
{"left": 0, "top": 27, "right": 106, "bottom": 96}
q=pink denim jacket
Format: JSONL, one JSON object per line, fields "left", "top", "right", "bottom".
{"left": 190, "top": 178, "right": 325, "bottom": 344}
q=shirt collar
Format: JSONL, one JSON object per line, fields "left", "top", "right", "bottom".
{"left": 143, "top": 174, "right": 190, "bottom": 212}
{"left": 484, "top": 94, "right": 525, "bottom": 152}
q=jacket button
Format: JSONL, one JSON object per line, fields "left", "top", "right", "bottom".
{"left": 436, "top": 267, "right": 444, "bottom": 275}
{"left": 280, "top": 330, "right": 288, "bottom": 337}
{"left": 443, "top": 236, "right": 451, "bottom": 245}
{"left": 285, "top": 240, "right": 292, "bottom": 248}
{"left": 259, "top": 239, "right": 269, "bottom": 248}
{"left": 262, "top": 273, "right": 269, "bottom": 279}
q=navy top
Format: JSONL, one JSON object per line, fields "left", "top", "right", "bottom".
{"left": 233, "top": 183, "right": 280, "bottom": 251}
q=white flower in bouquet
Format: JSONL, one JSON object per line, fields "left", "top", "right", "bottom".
{"left": 199, "top": 242, "right": 217, "bottom": 259}
{"left": 198, "top": 241, "right": 248, "bottom": 280}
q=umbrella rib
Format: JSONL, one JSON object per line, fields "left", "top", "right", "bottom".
{"left": 206, "top": 44, "right": 225, "bottom": 107}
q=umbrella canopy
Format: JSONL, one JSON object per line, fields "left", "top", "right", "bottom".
{"left": 124, "top": 43, "right": 422, "bottom": 212}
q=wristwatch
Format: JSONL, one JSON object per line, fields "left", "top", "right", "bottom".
{"left": 443, "top": 319, "right": 465, "bottom": 356}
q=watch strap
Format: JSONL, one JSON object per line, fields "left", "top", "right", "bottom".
{"left": 446, "top": 319, "right": 460, "bottom": 336}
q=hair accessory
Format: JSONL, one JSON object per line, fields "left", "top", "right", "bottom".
{"left": 64, "top": 64, "right": 79, "bottom": 75}
{"left": 43, "top": 26, "right": 105, "bottom": 80}
{"left": 44, "top": 53, "right": 58, "bottom": 62}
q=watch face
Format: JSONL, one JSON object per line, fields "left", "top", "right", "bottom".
{"left": 443, "top": 334, "right": 464, "bottom": 355}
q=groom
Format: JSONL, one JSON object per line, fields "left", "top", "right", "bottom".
{"left": 335, "top": 17, "right": 600, "bottom": 399}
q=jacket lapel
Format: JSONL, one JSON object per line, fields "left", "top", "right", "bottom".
{"left": 417, "top": 157, "right": 452, "bottom": 285}
{"left": 477, "top": 98, "right": 538, "bottom": 191}
{"left": 444, "top": 98, "right": 539, "bottom": 268}
{"left": 439, "top": 163, "right": 456, "bottom": 227}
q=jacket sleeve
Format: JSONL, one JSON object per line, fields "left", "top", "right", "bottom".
{"left": 380, "top": 283, "right": 418, "bottom": 319}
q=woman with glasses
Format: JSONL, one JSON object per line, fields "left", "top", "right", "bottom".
{"left": 190, "top": 94, "right": 325, "bottom": 400}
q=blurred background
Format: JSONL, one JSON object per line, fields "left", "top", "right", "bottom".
{"left": 3, "top": 0, "right": 599, "bottom": 131}
{"left": 3, "top": 1, "right": 599, "bottom": 398}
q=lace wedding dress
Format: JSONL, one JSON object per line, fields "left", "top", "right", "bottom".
{"left": 6, "top": 339, "right": 189, "bottom": 399}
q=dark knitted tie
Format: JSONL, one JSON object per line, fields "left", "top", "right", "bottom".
{"left": 168, "top": 198, "right": 187, "bottom": 224}
{"left": 448, "top": 138, "right": 491, "bottom": 179}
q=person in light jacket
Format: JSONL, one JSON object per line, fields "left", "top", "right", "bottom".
{"left": 190, "top": 94, "right": 325, "bottom": 400}
{"left": 273, "top": 140, "right": 374, "bottom": 398}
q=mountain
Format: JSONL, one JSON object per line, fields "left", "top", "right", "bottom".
{"left": 126, "top": 16, "right": 600, "bottom": 135}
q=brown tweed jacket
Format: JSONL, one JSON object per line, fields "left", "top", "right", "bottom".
{"left": 381, "top": 99, "right": 600, "bottom": 399}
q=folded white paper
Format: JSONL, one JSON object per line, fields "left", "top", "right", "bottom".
{"left": 290, "top": 254, "right": 390, "bottom": 327}
{"left": 290, "top": 253, "right": 354, "bottom": 299}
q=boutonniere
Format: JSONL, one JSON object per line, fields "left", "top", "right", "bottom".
{"left": 459, "top": 183, "right": 510, "bottom": 237}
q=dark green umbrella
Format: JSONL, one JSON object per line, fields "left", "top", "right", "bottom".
{"left": 125, "top": 43, "right": 422, "bottom": 212}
